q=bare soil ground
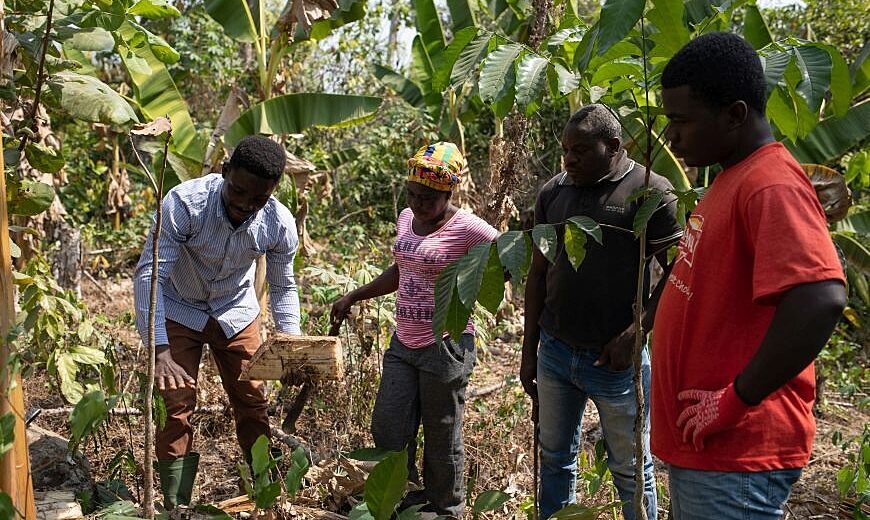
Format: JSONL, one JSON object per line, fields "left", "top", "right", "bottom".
{"left": 22, "top": 274, "right": 868, "bottom": 519}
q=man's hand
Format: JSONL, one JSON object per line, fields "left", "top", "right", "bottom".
{"left": 595, "top": 326, "right": 635, "bottom": 371}
{"left": 330, "top": 294, "right": 355, "bottom": 328}
{"left": 676, "top": 383, "right": 751, "bottom": 451}
{"left": 155, "top": 347, "right": 195, "bottom": 391}
{"left": 520, "top": 351, "right": 538, "bottom": 402}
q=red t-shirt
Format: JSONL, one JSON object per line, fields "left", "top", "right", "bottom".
{"left": 651, "top": 142, "right": 845, "bottom": 471}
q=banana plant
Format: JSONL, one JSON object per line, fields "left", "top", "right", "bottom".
{"left": 197, "top": 0, "right": 383, "bottom": 164}
{"left": 372, "top": 0, "right": 490, "bottom": 152}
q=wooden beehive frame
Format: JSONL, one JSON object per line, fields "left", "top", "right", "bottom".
{"left": 240, "top": 333, "right": 344, "bottom": 381}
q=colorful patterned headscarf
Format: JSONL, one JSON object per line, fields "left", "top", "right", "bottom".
{"left": 407, "top": 142, "right": 467, "bottom": 192}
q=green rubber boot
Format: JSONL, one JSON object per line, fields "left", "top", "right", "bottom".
{"left": 155, "top": 452, "right": 199, "bottom": 510}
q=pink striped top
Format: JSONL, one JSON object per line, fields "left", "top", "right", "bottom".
{"left": 393, "top": 208, "right": 499, "bottom": 348}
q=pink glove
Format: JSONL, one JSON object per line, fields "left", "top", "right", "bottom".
{"left": 676, "top": 383, "right": 751, "bottom": 451}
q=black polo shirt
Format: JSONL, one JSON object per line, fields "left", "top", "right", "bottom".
{"left": 534, "top": 154, "right": 683, "bottom": 349}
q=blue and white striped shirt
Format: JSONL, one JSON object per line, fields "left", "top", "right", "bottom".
{"left": 134, "top": 174, "right": 301, "bottom": 346}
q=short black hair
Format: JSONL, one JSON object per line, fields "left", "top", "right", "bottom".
{"left": 565, "top": 104, "right": 622, "bottom": 141}
{"left": 228, "top": 135, "right": 286, "bottom": 181}
{"left": 662, "top": 32, "right": 767, "bottom": 114}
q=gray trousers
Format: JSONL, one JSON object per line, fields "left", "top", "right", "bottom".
{"left": 371, "top": 333, "right": 476, "bottom": 518}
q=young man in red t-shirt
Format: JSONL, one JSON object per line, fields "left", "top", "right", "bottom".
{"left": 652, "top": 33, "right": 847, "bottom": 518}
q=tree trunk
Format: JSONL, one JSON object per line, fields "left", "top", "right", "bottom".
{"left": 480, "top": 0, "right": 552, "bottom": 229}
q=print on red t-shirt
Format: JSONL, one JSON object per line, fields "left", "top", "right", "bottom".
{"left": 651, "top": 143, "right": 845, "bottom": 472}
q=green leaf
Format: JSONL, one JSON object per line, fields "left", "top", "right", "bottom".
{"left": 496, "top": 230, "right": 531, "bottom": 281}
{"left": 838, "top": 466, "right": 856, "bottom": 496}
{"left": 812, "top": 43, "right": 851, "bottom": 118}
{"left": 25, "top": 142, "right": 65, "bottom": 174}
{"left": 432, "top": 262, "right": 458, "bottom": 345}
{"left": 116, "top": 23, "right": 201, "bottom": 180}
{"left": 742, "top": 3, "right": 772, "bottom": 49}
{"left": 408, "top": 36, "right": 442, "bottom": 115}
{"left": 69, "top": 390, "right": 108, "bottom": 452}
{"left": 567, "top": 215, "right": 603, "bottom": 244}
{"left": 303, "top": 0, "right": 367, "bottom": 42}
{"left": 58, "top": 26, "right": 115, "bottom": 52}
{"left": 847, "top": 267, "right": 870, "bottom": 307}
{"left": 647, "top": 0, "right": 690, "bottom": 57}
{"left": 786, "top": 99, "right": 870, "bottom": 164}
{"left": 57, "top": 352, "right": 83, "bottom": 403}
{"left": 446, "top": 0, "right": 476, "bottom": 30}
{"left": 478, "top": 245, "right": 505, "bottom": 313}
{"left": 128, "top": 0, "right": 180, "bottom": 18}
{"left": 191, "top": 505, "right": 233, "bottom": 520}
{"left": 69, "top": 346, "right": 107, "bottom": 365}
{"left": 472, "top": 490, "right": 510, "bottom": 513}
{"left": 590, "top": 59, "right": 642, "bottom": 86}
{"left": 284, "top": 447, "right": 309, "bottom": 496}
{"left": 450, "top": 31, "right": 492, "bottom": 89}
{"left": 250, "top": 435, "right": 272, "bottom": 476}
{"left": 373, "top": 65, "right": 424, "bottom": 108}
{"left": 489, "top": 69, "right": 516, "bottom": 118}
{"left": 432, "top": 26, "right": 479, "bottom": 92}
{"left": 204, "top": 0, "right": 258, "bottom": 43}
{"left": 78, "top": 0, "right": 126, "bottom": 31}
{"left": 550, "top": 503, "right": 619, "bottom": 519}
{"left": 363, "top": 450, "right": 409, "bottom": 520}
{"left": 767, "top": 86, "right": 799, "bottom": 141}
{"left": 395, "top": 505, "right": 424, "bottom": 520}
{"left": 833, "top": 232, "right": 870, "bottom": 276}
{"left": 413, "top": 0, "right": 446, "bottom": 58}
{"left": 7, "top": 179, "right": 55, "bottom": 216}
{"left": 349, "top": 502, "right": 375, "bottom": 520}
{"left": 516, "top": 54, "right": 548, "bottom": 109}
{"left": 0, "top": 493, "right": 15, "bottom": 520}
{"left": 346, "top": 447, "right": 392, "bottom": 461}
{"left": 573, "top": 23, "right": 598, "bottom": 73}
{"left": 760, "top": 48, "right": 791, "bottom": 93}
{"left": 0, "top": 414, "right": 15, "bottom": 457}
{"left": 563, "top": 221, "right": 587, "bottom": 270}
{"left": 126, "top": 20, "right": 179, "bottom": 64}
{"left": 597, "top": 0, "right": 644, "bottom": 56}
{"left": 792, "top": 44, "right": 832, "bottom": 113}
{"left": 553, "top": 63, "right": 580, "bottom": 95}
{"left": 479, "top": 43, "right": 522, "bottom": 103}
{"left": 47, "top": 71, "right": 137, "bottom": 126}
{"left": 532, "top": 224, "right": 558, "bottom": 264}
{"left": 445, "top": 285, "right": 473, "bottom": 341}
{"left": 456, "top": 243, "right": 492, "bottom": 308}
{"left": 633, "top": 190, "right": 665, "bottom": 237}
{"left": 225, "top": 94, "right": 383, "bottom": 147}
{"left": 255, "top": 482, "right": 281, "bottom": 510}
{"left": 835, "top": 209, "right": 870, "bottom": 235}
{"left": 622, "top": 116, "right": 692, "bottom": 191}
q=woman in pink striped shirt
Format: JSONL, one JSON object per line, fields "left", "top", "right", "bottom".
{"left": 331, "top": 142, "right": 498, "bottom": 518}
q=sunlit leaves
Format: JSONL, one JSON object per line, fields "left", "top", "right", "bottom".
{"left": 516, "top": 54, "right": 548, "bottom": 110}
{"left": 597, "top": 0, "right": 645, "bottom": 56}
{"left": 224, "top": 94, "right": 382, "bottom": 147}
{"left": 363, "top": 451, "right": 408, "bottom": 520}
{"left": 479, "top": 43, "right": 522, "bottom": 103}
{"left": 47, "top": 71, "right": 137, "bottom": 125}
{"left": 532, "top": 224, "right": 558, "bottom": 264}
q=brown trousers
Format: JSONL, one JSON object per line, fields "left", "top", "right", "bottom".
{"left": 157, "top": 318, "right": 269, "bottom": 461}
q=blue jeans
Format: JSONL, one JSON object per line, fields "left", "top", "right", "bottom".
{"left": 668, "top": 466, "right": 802, "bottom": 519}
{"left": 537, "top": 329, "right": 656, "bottom": 520}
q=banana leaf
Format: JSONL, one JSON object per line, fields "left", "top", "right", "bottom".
{"left": 224, "top": 93, "right": 382, "bottom": 147}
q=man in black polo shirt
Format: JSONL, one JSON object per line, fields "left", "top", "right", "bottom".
{"left": 521, "top": 104, "right": 682, "bottom": 519}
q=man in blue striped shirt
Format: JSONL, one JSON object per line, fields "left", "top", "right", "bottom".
{"left": 134, "top": 135, "right": 301, "bottom": 510}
